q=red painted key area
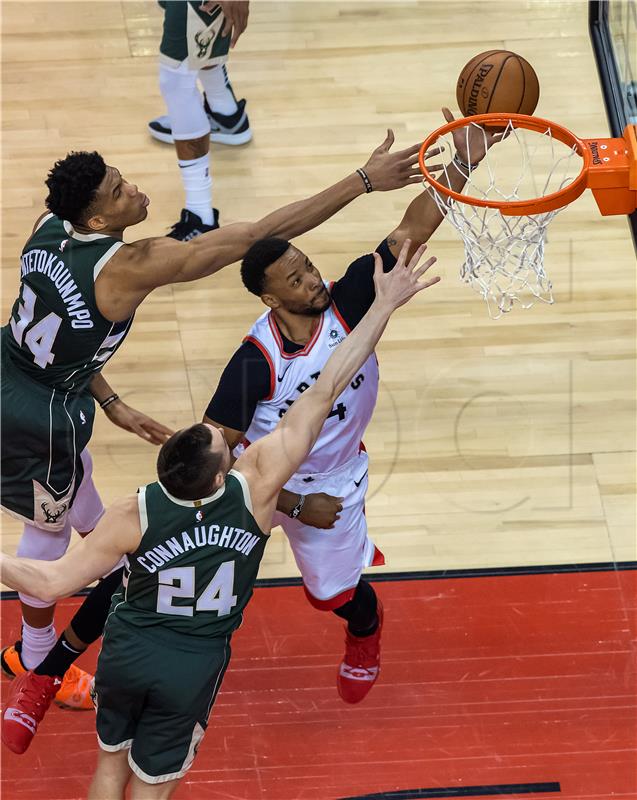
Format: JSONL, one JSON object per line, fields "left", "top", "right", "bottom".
{"left": 2, "top": 569, "right": 635, "bottom": 799}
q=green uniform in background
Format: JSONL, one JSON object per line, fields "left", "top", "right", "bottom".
{"left": 1, "top": 214, "right": 131, "bottom": 530}
{"left": 94, "top": 470, "right": 268, "bottom": 783}
{"left": 159, "top": 1, "right": 231, "bottom": 70}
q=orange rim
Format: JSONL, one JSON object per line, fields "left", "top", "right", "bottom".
{"left": 419, "top": 113, "right": 591, "bottom": 216}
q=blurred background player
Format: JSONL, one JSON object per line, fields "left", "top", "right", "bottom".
{"left": 203, "top": 110, "right": 501, "bottom": 704}
{"left": 147, "top": 1, "right": 252, "bottom": 240}
{"left": 0, "top": 241, "right": 439, "bottom": 795}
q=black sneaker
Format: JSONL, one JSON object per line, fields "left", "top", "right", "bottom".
{"left": 204, "top": 96, "right": 252, "bottom": 145}
{"left": 167, "top": 208, "right": 220, "bottom": 241}
{"left": 148, "top": 99, "right": 252, "bottom": 146}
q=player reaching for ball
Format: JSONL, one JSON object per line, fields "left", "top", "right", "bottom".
{"left": 202, "top": 109, "right": 503, "bottom": 704}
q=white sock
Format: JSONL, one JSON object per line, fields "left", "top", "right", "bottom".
{"left": 199, "top": 65, "right": 238, "bottom": 116}
{"left": 178, "top": 154, "right": 213, "bottom": 224}
{"left": 21, "top": 621, "right": 57, "bottom": 670}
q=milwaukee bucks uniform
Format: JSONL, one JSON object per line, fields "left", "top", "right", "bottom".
{"left": 159, "top": 1, "right": 231, "bottom": 70}
{"left": 94, "top": 471, "right": 267, "bottom": 783}
{"left": 1, "top": 213, "right": 131, "bottom": 530}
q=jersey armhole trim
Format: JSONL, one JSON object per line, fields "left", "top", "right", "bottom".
{"left": 329, "top": 283, "right": 352, "bottom": 334}
{"left": 228, "top": 469, "right": 254, "bottom": 515}
{"left": 243, "top": 335, "right": 275, "bottom": 400}
{"left": 94, "top": 241, "right": 126, "bottom": 281}
{"left": 33, "top": 212, "right": 54, "bottom": 234}
{"left": 137, "top": 486, "right": 149, "bottom": 534}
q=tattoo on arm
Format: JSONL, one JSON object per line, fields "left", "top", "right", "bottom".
{"left": 387, "top": 236, "right": 398, "bottom": 246}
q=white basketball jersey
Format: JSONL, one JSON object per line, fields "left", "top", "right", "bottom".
{"left": 242, "top": 296, "right": 379, "bottom": 478}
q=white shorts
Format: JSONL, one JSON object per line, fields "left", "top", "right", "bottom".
{"left": 274, "top": 451, "right": 384, "bottom": 609}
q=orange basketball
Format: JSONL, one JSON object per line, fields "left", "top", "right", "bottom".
{"left": 456, "top": 50, "right": 540, "bottom": 117}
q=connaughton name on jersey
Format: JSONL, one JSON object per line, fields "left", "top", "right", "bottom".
{"left": 136, "top": 525, "right": 261, "bottom": 574}
{"left": 21, "top": 248, "right": 94, "bottom": 329}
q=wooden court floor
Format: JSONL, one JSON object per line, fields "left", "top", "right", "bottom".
{"left": 1, "top": 1, "right": 636, "bottom": 578}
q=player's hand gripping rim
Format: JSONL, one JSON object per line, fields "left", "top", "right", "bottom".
{"left": 373, "top": 239, "right": 440, "bottom": 312}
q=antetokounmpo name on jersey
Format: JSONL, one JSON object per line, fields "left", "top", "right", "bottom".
{"left": 21, "top": 249, "right": 94, "bottom": 329}
{"left": 136, "top": 525, "right": 261, "bottom": 574}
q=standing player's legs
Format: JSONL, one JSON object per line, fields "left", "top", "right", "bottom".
{"left": 159, "top": 60, "right": 218, "bottom": 240}
{"left": 278, "top": 452, "right": 385, "bottom": 703}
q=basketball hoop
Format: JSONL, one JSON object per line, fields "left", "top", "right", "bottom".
{"left": 419, "top": 113, "right": 637, "bottom": 318}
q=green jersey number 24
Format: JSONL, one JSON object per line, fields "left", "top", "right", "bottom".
{"left": 156, "top": 561, "right": 238, "bottom": 617}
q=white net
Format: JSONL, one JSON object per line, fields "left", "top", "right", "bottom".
{"left": 426, "top": 119, "right": 583, "bottom": 318}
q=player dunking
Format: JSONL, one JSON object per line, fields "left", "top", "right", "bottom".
{"left": 204, "top": 109, "right": 501, "bottom": 702}
{"left": 0, "top": 241, "right": 438, "bottom": 797}
{"left": 0, "top": 136, "right": 425, "bottom": 753}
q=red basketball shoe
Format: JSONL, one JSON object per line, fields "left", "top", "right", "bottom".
{"left": 337, "top": 601, "right": 384, "bottom": 704}
{"left": 2, "top": 671, "right": 61, "bottom": 754}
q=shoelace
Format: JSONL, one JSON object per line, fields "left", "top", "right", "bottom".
{"left": 18, "top": 681, "right": 53, "bottom": 717}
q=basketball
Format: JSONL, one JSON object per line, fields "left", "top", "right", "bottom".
{"left": 456, "top": 50, "right": 540, "bottom": 116}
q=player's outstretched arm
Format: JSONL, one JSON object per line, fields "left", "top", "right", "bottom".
{"left": 97, "top": 131, "right": 424, "bottom": 321}
{"left": 235, "top": 240, "right": 440, "bottom": 531}
{"left": 0, "top": 497, "right": 140, "bottom": 603}
{"left": 388, "top": 107, "right": 504, "bottom": 260}
{"left": 90, "top": 374, "right": 173, "bottom": 445}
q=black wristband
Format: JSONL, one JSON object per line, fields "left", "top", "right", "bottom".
{"left": 452, "top": 152, "right": 480, "bottom": 173}
{"left": 356, "top": 167, "right": 373, "bottom": 193}
{"left": 99, "top": 393, "right": 119, "bottom": 410}
{"left": 289, "top": 494, "right": 305, "bottom": 519}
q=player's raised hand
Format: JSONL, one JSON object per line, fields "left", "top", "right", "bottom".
{"left": 445, "top": 106, "right": 506, "bottom": 167}
{"left": 362, "top": 130, "right": 442, "bottom": 191}
{"left": 104, "top": 400, "right": 174, "bottom": 445}
{"left": 373, "top": 239, "right": 440, "bottom": 312}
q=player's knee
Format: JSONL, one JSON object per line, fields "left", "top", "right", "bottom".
{"left": 159, "top": 62, "right": 208, "bottom": 138}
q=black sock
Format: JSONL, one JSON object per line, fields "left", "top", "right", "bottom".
{"left": 34, "top": 633, "right": 83, "bottom": 678}
{"left": 333, "top": 579, "right": 378, "bottom": 637}
{"left": 34, "top": 567, "right": 124, "bottom": 678}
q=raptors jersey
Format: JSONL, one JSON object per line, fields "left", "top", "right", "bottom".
{"left": 241, "top": 294, "right": 379, "bottom": 480}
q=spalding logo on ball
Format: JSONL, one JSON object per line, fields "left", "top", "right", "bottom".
{"left": 456, "top": 50, "right": 540, "bottom": 117}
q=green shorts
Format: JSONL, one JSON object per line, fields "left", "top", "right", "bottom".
{"left": 0, "top": 349, "right": 94, "bottom": 531}
{"left": 94, "top": 617, "right": 231, "bottom": 784}
{"left": 159, "top": 1, "right": 231, "bottom": 70}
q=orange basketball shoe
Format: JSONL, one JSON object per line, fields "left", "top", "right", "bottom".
{"left": 337, "top": 601, "right": 384, "bottom": 704}
{"left": 1, "top": 641, "right": 93, "bottom": 710}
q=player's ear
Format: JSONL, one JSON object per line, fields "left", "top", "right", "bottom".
{"left": 85, "top": 213, "right": 108, "bottom": 232}
{"left": 261, "top": 292, "right": 279, "bottom": 310}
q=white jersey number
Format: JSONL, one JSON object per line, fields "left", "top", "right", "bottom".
{"left": 10, "top": 284, "right": 62, "bottom": 368}
{"left": 156, "top": 561, "right": 238, "bottom": 618}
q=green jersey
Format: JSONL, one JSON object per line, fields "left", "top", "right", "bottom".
{"left": 110, "top": 471, "right": 268, "bottom": 643}
{"left": 159, "top": 1, "right": 231, "bottom": 69}
{"left": 3, "top": 213, "right": 133, "bottom": 392}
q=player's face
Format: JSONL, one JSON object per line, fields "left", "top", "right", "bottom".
{"left": 88, "top": 165, "right": 150, "bottom": 231}
{"left": 264, "top": 246, "right": 331, "bottom": 316}
{"left": 205, "top": 424, "right": 232, "bottom": 487}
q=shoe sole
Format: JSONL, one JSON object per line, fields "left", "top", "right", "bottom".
{"left": 148, "top": 126, "right": 252, "bottom": 146}
{"left": 0, "top": 650, "right": 20, "bottom": 679}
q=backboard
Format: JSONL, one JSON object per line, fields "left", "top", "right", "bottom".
{"left": 589, "top": 0, "right": 637, "bottom": 247}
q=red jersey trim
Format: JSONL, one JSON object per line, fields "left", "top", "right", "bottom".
{"left": 329, "top": 281, "right": 352, "bottom": 334}
{"left": 243, "top": 335, "right": 275, "bottom": 401}
{"left": 267, "top": 312, "right": 325, "bottom": 360}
